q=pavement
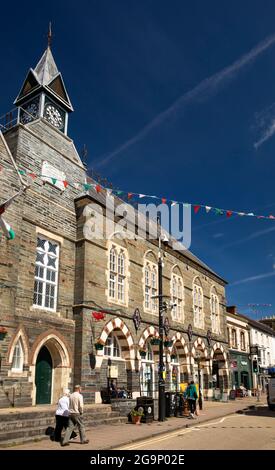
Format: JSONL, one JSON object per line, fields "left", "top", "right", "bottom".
{"left": 6, "top": 395, "right": 267, "bottom": 451}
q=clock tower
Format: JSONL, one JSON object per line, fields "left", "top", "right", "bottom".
{"left": 14, "top": 43, "right": 73, "bottom": 135}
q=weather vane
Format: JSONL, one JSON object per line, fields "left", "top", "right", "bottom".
{"left": 48, "top": 22, "right": 52, "bottom": 48}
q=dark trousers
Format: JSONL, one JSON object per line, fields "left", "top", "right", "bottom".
{"left": 54, "top": 415, "right": 69, "bottom": 442}
{"left": 188, "top": 399, "right": 196, "bottom": 414}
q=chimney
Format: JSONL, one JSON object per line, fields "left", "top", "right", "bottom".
{"left": 227, "top": 305, "right": 237, "bottom": 314}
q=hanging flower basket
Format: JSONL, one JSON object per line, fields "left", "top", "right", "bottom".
{"left": 95, "top": 342, "right": 104, "bottom": 351}
{"left": 170, "top": 354, "right": 177, "bottom": 360}
{"left": 164, "top": 340, "right": 173, "bottom": 347}
{"left": 150, "top": 337, "right": 160, "bottom": 346}
{"left": 0, "top": 326, "right": 7, "bottom": 341}
{"left": 139, "top": 350, "right": 146, "bottom": 358}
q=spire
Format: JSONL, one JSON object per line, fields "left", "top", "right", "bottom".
{"left": 33, "top": 47, "right": 59, "bottom": 86}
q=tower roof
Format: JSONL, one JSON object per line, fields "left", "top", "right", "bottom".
{"left": 14, "top": 46, "right": 73, "bottom": 111}
{"left": 33, "top": 47, "right": 59, "bottom": 86}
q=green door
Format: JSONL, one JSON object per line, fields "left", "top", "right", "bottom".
{"left": 35, "top": 346, "right": 52, "bottom": 404}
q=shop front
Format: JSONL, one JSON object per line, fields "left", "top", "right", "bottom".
{"left": 230, "top": 352, "right": 252, "bottom": 390}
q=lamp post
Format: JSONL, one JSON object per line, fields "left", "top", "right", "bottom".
{"left": 157, "top": 216, "right": 165, "bottom": 422}
{"left": 195, "top": 351, "right": 203, "bottom": 410}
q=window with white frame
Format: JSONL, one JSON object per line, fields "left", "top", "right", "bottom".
{"left": 33, "top": 236, "right": 59, "bottom": 310}
{"left": 108, "top": 245, "right": 127, "bottom": 304}
{"left": 104, "top": 332, "right": 121, "bottom": 358}
{"left": 171, "top": 273, "right": 184, "bottom": 322}
{"left": 11, "top": 338, "right": 24, "bottom": 371}
{"left": 210, "top": 291, "right": 220, "bottom": 334}
{"left": 144, "top": 260, "right": 158, "bottom": 313}
{"left": 227, "top": 327, "right": 231, "bottom": 346}
{"left": 193, "top": 282, "right": 204, "bottom": 328}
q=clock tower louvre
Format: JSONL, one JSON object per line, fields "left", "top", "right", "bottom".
{"left": 14, "top": 45, "right": 73, "bottom": 135}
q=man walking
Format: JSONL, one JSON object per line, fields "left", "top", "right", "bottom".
{"left": 61, "top": 385, "right": 89, "bottom": 446}
{"left": 186, "top": 380, "right": 198, "bottom": 419}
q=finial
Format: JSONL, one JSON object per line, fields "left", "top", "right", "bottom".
{"left": 48, "top": 22, "right": 52, "bottom": 48}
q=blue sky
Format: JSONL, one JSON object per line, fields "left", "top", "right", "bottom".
{"left": 1, "top": 0, "right": 275, "bottom": 318}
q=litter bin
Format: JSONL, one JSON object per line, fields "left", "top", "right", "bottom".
{"left": 137, "top": 396, "right": 154, "bottom": 423}
{"left": 174, "top": 392, "right": 184, "bottom": 417}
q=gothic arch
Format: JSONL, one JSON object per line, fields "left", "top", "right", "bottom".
{"left": 96, "top": 317, "right": 135, "bottom": 369}
{"left": 138, "top": 325, "right": 159, "bottom": 349}
{"left": 7, "top": 326, "right": 29, "bottom": 366}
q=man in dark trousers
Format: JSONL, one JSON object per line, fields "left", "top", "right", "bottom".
{"left": 61, "top": 385, "right": 89, "bottom": 446}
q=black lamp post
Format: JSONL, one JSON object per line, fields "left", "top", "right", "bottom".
{"left": 157, "top": 216, "right": 166, "bottom": 422}
{"left": 195, "top": 352, "right": 203, "bottom": 410}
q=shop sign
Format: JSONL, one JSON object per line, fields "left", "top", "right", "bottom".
{"left": 230, "top": 360, "right": 237, "bottom": 369}
{"left": 241, "top": 361, "right": 247, "bottom": 366}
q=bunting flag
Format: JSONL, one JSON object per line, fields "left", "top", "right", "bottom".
{"left": 3, "top": 166, "right": 275, "bottom": 222}
{"left": 0, "top": 217, "right": 15, "bottom": 240}
{"left": 92, "top": 311, "right": 106, "bottom": 321}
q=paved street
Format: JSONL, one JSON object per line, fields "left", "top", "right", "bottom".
{"left": 116, "top": 406, "right": 275, "bottom": 450}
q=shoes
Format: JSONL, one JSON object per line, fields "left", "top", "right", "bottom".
{"left": 61, "top": 442, "right": 70, "bottom": 446}
{"left": 81, "top": 440, "right": 89, "bottom": 444}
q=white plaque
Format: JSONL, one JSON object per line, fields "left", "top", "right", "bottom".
{"left": 41, "top": 161, "right": 66, "bottom": 191}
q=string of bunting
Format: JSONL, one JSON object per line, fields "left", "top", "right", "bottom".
{"left": 1, "top": 164, "right": 275, "bottom": 221}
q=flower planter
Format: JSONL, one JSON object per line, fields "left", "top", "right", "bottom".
{"left": 164, "top": 340, "right": 173, "bottom": 347}
{"left": 132, "top": 415, "right": 142, "bottom": 425}
{"left": 95, "top": 343, "right": 104, "bottom": 351}
{"left": 139, "top": 350, "right": 146, "bottom": 358}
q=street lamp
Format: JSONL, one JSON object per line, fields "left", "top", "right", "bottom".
{"left": 195, "top": 351, "right": 203, "bottom": 410}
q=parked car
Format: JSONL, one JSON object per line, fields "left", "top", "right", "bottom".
{"left": 267, "top": 377, "right": 275, "bottom": 410}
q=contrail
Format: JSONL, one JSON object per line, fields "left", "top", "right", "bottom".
{"left": 229, "top": 270, "right": 275, "bottom": 287}
{"left": 94, "top": 33, "right": 275, "bottom": 168}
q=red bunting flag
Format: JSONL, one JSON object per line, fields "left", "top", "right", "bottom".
{"left": 194, "top": 205, "right": 201, "bottom": 214}
{"left": 63, "top": 180, "right": 69, "bottom": 188}
{"left": 92, "top": 311, "right": 106, "bottom": 321}
{"left": 128, "top": 192, "right": 133, "bottom": 200}
{"left": 95, "top": 185, "right": 101, "bottom": 193}
{"left": 161, "top": 198, "right": 167, "bottom": 204}
{"left": 226, "top": 211, "right": 233, "bottom": 218}
{"left": 269, "top": 215, "right": 275, "bottom": 219}
{"left": 29, "top": 173, "right": 37, "bottom": 179}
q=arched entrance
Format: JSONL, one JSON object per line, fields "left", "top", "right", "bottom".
{"left": 35, "top": 346, "right": 52, "bottom": 404}
{"left": 210, "top": 343, "right": 229, "bottom": 397}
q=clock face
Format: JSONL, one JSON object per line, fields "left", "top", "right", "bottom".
{"left": 44, "top": 104, "right": 64, "bottom": 129}
{"left": 21, "top": 101, "right": 39, "bottom": 124}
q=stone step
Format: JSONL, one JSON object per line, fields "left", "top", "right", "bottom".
{"left": 0, "top": 410, "right": 121, "bottom": 433}
{"left": 0, "top": 416, "right": 128, "bottom": 448}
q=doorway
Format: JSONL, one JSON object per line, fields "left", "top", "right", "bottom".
{"left": 35, "top": 346, "right": 53, "bottom": 404}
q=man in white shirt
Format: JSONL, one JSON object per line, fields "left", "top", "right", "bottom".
{"left": 61, "top": 385, "right": 89, "bottom": 446}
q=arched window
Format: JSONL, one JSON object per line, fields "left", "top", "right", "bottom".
{"left": 171, "top": 271, "right": 184, "bottom": 323}
{"left": 11, "top": 338, "right": 24, "bottom": 371}
{"left": 240, "top": 332, "right": 245, "bottom": 350}
{"left": 108, "top": 244, "right": 127, "bottom": 304}
{"left": 210, "top": 288, "right": 220, "bottom": 334}
{"left": 193, "top": 279, "right": 204, "bottom": 328}
{"left": 232, "top": 329, "right": 237, "bottom": 348}
{"left": 144, "top": 258, "right": 158, "bottom": 314}
{"left": 104, "top": 332, "right": 121, "bottom": 358}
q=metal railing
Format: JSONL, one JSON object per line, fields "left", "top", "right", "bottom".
{"left": 0, "top": 107, "right": 37, "bottom": 133}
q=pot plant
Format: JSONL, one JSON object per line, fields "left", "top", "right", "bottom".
{"left": 164, "top": 339, "right": 173, "bottom": 347}
{"left": 95, "top": 342, "right": 104, "bottom": 351}
{"left": 139, "top": 349, "right": 146, "bottom": 358}
{"left": 130, "top": 408, "right": 144, "bottom": 424}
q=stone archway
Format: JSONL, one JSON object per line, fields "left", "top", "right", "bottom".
{"left": 210, "top": 342, "right": 229, "bottom": 395}
{"left": 168, "top": 332, "right": 190, "bottom": 390}
{"left": 191, "top": 338, "right": 210, "bottom": 398}
{"left": 30, "top": 333, "right": 71, "bottom": 406}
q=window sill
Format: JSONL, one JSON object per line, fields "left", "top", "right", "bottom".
{"left": 8, "top": 370, "right": 28, "bottom": 378}
{"left": 30, "top": 305, "right": 60, "bottom": 316}
{"left": 107, "top": 298, "right": 128, "bottom": 308}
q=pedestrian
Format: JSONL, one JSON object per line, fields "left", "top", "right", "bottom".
{"left": 61, "top": 385, "right": 89, "bottom": 446}
{"left": 186, "top": 380, "right": 198, "bottom": 419}
{"left": 53, "top": 388, "right": 70, "bottom": 442}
